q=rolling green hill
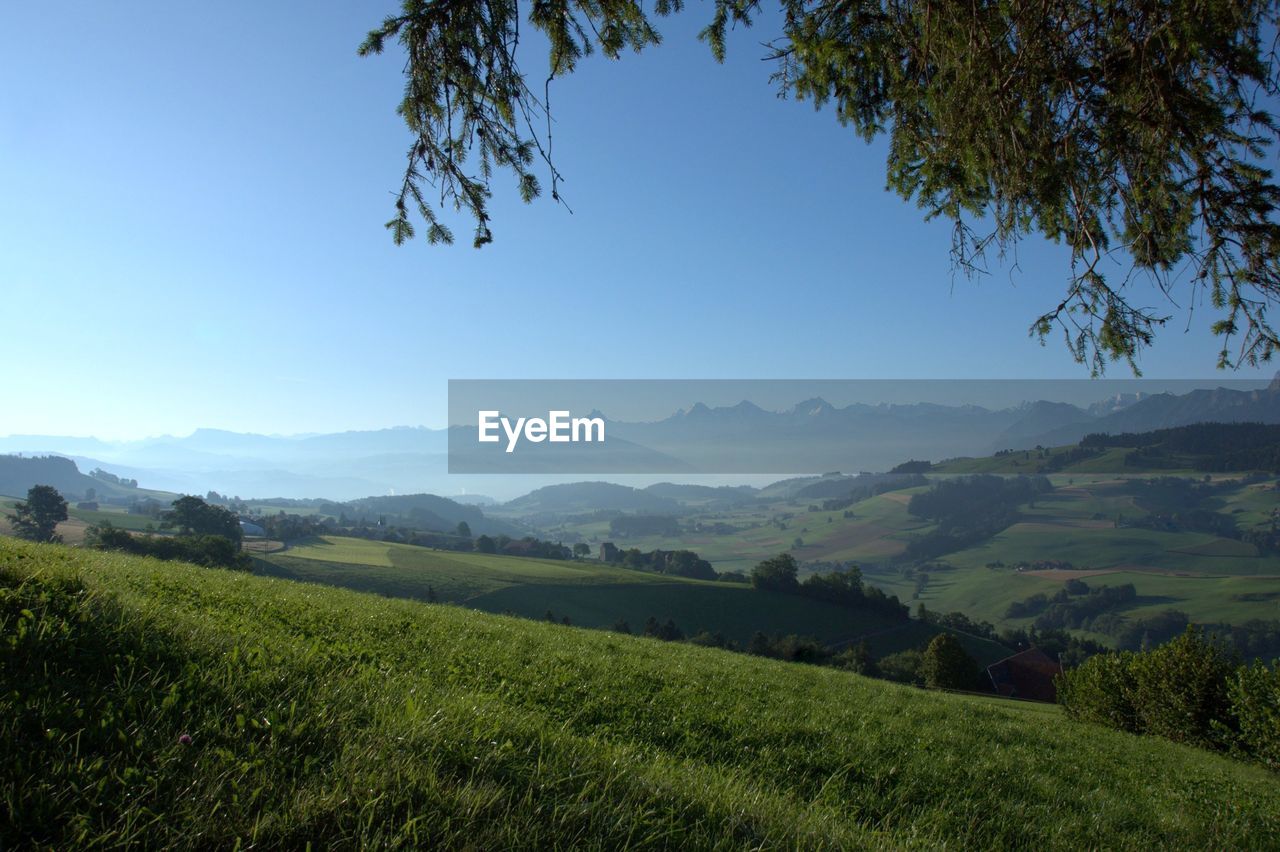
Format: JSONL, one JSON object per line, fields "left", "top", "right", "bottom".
{"left": 546, "top": 467, "right": 1280, "bottom": 640}
{"left": 253, "top": 536, "right": 1010, "bottom": 663}
{"left": 0, "top": 454, "right": 170, "bottom": 502}
{"left": 3, "top": 538, "right": 1277, "bottom": 848}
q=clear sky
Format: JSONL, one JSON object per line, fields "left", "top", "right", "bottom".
{"left": 2, "top": 1, "right": 1274, "bottom": 440}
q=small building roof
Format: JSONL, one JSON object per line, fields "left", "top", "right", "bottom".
{"left": 986, "top": 647, "right": 1064, "bottom": 703}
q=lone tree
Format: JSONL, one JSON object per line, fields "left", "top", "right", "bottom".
{"left": 921, "top": 633, "right": 982, "bottom": 691}
{"left": 8, "top": 485, "right": 68, "bottom": 543}
{"left": 361, "top": 0, "right": 1280, "bottom": 371}
{"left": 751, "top": 552, "right": 800, "bottom": 593}
{"left": 164, "top": 496, "right": 243, "bottom": 544}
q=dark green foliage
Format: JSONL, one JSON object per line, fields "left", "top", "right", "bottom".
{"left": 757, "top": 563, "right": 912, "bottom": 619}
{"left": 1063, "top": 578, "right": 1090, "bottom": 596}
{"left": 831, "top": 641, "right": 878, "bottom": 676}
{"left": 744, "top": 632, "right": 828, "bottom": 664}
{"left": 750, "top": 552, "right": 799, "bottom": 593}
{"left": 87, "top": 524, "right": 251, "bottom": 571}
{"left": 1059, "top": 626, "right": 1279, "bottom": 768}
{"left": 905, "top": 475, "right": 1050, "bottom": 560}
{"left": 1229, "top": 662, "right": 1280, "bottom": 770}
{"left": 1083, "top": 423, "right": 1280, "bottom": 472}
{"left": 922, "top": 609, "right": 997, "bottom": 643}
{"left": 1126, "top": 629, "right": 1238, "bottom": 749}
{"left": 921, "top": 634, "right": 982, "bottom": 691}
{"left": 402, "top": 530, "right": 474, "bottom": 552}
{"left": 687, "top": 630, "right": 732, "bottom": 649}
{"left": 475, "top": 534, "right": 497, "bottom": 554}
{"left": 642, "top": 616, "right": 684, "bottom": 641}
{"left": 257, "top": 512, "right": 328, "bottom": 542}
{"left": 490, "top": 536, "right": 571, "bottom": 560}
{"left": 364, "top": 0, "right": 1280, "bottom": 369}
{"left": 164, "top": 495, "right": 242, "bottom": 544}
{"left": 1006, "top": 593, "right": 1052, "bottom": 619}
{"left": 878, "top": 649, "right": 924, "bottom": 685}
{"left": 7, "top": 485, "right": 68, "bottom": 543}
{"left": 316, "top": 493, "right": 505, "bottom": 538}
{"left": 1206, "top": 619, "right": 1280, "bottom": 662}
{"left": 603, "top": 545, "right": 717, "bottom": 579}
{"left": 798, "top": 562, "right": 911, "bottom": 616}
{"left": 1119, "top": 476, "right": 1246, "bottom": 539}
{"left": 800, "top": 566, "right": 863, "bottom": 603}
{"left": 1031, "top": 584, "right": 1138, "bottom": 632}
{"left": 1107, "top": 610, "right": 1192, "bottom": 652}
{"left": 456, "top": 521, "right": 472, "bottom": 538}
{"left": 1056, "top": 651, "right": 1143, "bottom": 732}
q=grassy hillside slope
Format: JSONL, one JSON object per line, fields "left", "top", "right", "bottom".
{"left": 4, "top": 538, "right": 1279, "bottom": 848}
{"left": 254, "top": 537, "right": 1010, "bottom": 662}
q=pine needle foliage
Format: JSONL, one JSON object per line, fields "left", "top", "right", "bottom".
{"left": 362, "top": 0, "right": 1280, "bottom": 371}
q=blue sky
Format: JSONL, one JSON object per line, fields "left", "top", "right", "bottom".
{"left": 2, "top": 1, "right": 1273, "bottom": 440}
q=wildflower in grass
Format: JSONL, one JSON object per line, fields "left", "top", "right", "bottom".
{"left": 178, "top": 734, "right": 193, "bottom": 746}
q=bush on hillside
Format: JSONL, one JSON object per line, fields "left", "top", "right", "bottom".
{"left": 750, "top": 553, "right": 799, "bottom": 593}
{"left": 1127, "top": 629, "right": 1237, "bottom": 749}
{"left": 87, "top": 524, "right": 250, "bottom": 571}
{"left": 921, "top": 634, "right": 982, "bottom": 690}
{"left": 1055, "top": 650, "right": 1140, "bottom": 732}
{"left": 1058, "top": 626, "right": 1278, "bottom": 770}
{"left": 1229, "top": 663, "right": 1280, "bottom": 770}
{"left": 878, "top": 649, "right": 924, "bottom": 685}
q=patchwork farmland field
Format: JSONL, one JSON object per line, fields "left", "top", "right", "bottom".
{"left": 254, "top": 536, "right": 1010, "bottom": 662}
{"left": 542, "top": 470, "right": 1280, "bottom": 638}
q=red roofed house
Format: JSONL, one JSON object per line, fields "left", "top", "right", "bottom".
{"left": 986, "top": 647, "right": 1064, "bottom": 703}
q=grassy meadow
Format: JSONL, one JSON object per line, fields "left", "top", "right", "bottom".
{"left": 3, "top": 537, "right": 1279, "bottom": 848}
{"left": 254, "top": 536, "right": 1010, "bottom": 663}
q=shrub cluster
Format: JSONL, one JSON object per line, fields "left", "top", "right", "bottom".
{"left": 87, "top": 524, "right": 251, "bottom": 571}
{"left": 1058, "top": 627, "right": 1279, "bottom": 770}
{"left": 750, "top": 553, "right": 909, "bottom": 619}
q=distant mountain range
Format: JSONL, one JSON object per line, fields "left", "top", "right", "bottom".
{"left": 590, "top": 377, "right": 1280, "bottom": 473}
{"left": 3, "top": 378, "right": 1278, "bottom": 500}
{"left": 0, "top": 427, "right": 450, "bottom": 500}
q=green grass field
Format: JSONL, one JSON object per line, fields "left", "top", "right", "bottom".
{"left": 868, "top": 563, "right": 1280, "bottom": 628}
{"left": 556, "top": 488, "right": 936, "bottom": 574}
{"left": 550, "top": 474, "right": 1280, "bottom": 637}
{"left": 3, "top": 537, "right": 1278, "bottom": 848}
{"left": 932, "top": 446, "right": 1199, "bottom": 475}
{"left": 255, "top": 537, "right": 1011, "bottom": 663}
